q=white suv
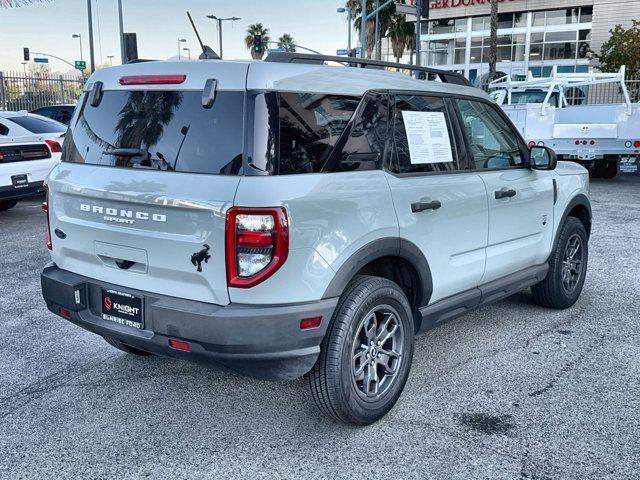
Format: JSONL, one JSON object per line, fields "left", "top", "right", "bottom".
{"left": 40, "top": 54, "right": 591, "bottom": 425}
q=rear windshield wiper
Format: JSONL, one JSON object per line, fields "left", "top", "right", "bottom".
{"left": 103, "top": 148, "right": 149, "bottom": 158}
{"left": 103, "top": 148, "right": 175, "bottom": 171}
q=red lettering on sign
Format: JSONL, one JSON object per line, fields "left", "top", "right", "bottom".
{"left": 431, "top": 0, "right": 515, "bottom": 8}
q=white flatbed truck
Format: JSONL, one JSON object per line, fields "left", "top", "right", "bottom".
{"left": 490, "top": 67, "right": 640, "bottom": 178}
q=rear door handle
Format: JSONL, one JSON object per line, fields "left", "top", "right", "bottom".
{"left": 494, "top": 189, "right": 516, "bottom": 199}
{"left": 411, "top": 200, "right": 441, "bottom": 213}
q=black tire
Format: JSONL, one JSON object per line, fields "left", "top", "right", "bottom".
{"left": 103, "top": 336, "right": 153, "bottom": 356}
{"left": 589, "top": 159, "right": 618, "bottom": 179}
{"left": 532, "top": 217, "right": 588, "bottom": 309}
{"left": 308, "top": 275, "right": 414, "bottom": 425}
{"left": 601, "top": 159, "right": 618, "bottom": 179}
{"left": 0, "top": 200, "right": 18, "bottom": 212}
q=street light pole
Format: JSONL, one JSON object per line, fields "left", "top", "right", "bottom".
{"left": 72, "top": 34, "right": 83, "bottom": 62}
{"left": 178, "top": 38, "right": 186, "bottom": 60}
{"left": 86, "top": 0, "right": 95, "bottom": 73}
{"left": 183, "top": 48, "right": 191, "bottom": 60}
{"left": 206, "top": 15, "right": 241, "bottom": 60}
{"left": 117, "top": 0, "right": 125, "bottom": 64}
{"left": 107, "top": 55, "right": 114, "bottom": 66}
{"left": 337, "top": 7, "right": 352, "bottom": 51}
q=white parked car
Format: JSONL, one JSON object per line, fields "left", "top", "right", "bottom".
{"left": 0, "top": 111, "right": 66, "bottom": 211}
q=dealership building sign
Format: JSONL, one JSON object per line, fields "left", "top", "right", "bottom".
{"left": 429, "top": 0, "right": 517, "bottom": 9}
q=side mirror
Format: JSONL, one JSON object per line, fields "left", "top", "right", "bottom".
{"left": 530, "top": 145, "right": 557, "bottom": 171}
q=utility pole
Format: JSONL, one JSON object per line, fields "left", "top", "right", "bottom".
{"left": 86, "top": 0, "right": 95, "bottom": 73}
{"left": 415, "top": 0, "right": 422, "bottom": 68}
{"left": 118, "top": 0, "right": 125, "bottom": 64}
{"left": 374, "top": 0, "right": 379, "bottom": 60}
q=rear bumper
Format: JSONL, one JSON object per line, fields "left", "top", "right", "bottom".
{"left": 41, "top": 263, "right": 337, "bottom": 381}
{"left": 0, "top": 181, "right": 45, "bottom": 202}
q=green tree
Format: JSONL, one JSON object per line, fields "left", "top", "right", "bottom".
{"left": 244, "top": 23, "right": 270, "bottom": 60}
{"left": 596, "top": 20, "right": 640, "bottom": 78}
{"left": 277, "top": 34, "right": 296, "bottom": 53}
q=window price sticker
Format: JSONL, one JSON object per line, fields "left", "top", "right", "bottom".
{"left": 401, "top": 110, "right": 453, "bottom": 165}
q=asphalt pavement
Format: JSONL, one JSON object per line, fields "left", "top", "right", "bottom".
{"left": 0, "top": 176, "right": 639, "bottom": 479}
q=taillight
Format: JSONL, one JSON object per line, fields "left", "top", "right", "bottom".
{"left": 634, "top": 140, "right": 640, "bottom": 148}
{"left": 226, "top": 207, "right": 289, "bottom": 288}
{"left": 45, "top": 139, "right": 62, "bottom": 153}
{"left": 43, "top": 186, "right": 52, "bottom": 250}
{"left": 528, "top": 141, "right": 536, "bottom": 148}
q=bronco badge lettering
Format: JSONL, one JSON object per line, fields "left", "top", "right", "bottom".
{"left": 80, "top": 203, "right": 167, "bottom": 225}
{"left": 190, "top": 244, "right": 211, "bottom": 272}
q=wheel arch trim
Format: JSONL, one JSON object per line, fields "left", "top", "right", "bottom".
{"left": 321, "top": 237, "right": 433, "bottom": 308}
{"left": 552, "top": 193, "right": 592, "bottom": 254}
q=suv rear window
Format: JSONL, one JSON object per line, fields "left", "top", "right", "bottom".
{"left": 8, "top": 115, "right": 66, "bottom": 134}
{"left": 64, "top": 90, "right": 244, "bottom": 175}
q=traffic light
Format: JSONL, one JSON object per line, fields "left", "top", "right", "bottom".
{"left": 253, "top": 35, "right": 262, "bottom": 55}
{"left": 420, "top": 0, "right": 429, "bottom": 18}
{"left": 23, "top": 47, "right": 29, "bottom": 61}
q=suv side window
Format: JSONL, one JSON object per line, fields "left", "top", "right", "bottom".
{"left": 0, "top": 122, "right": 8, "bottom": 136}
{"left": 325, "top": 92, "right": 389, "bottom": 172}
{"left": 390, "top": 94, "right": 458, "bottom": 174}
{"left": 455, "top": 99, "right": 524, "bottom": 170}
{"left": 278, "top": 93, "right": 361, "bottom": 175}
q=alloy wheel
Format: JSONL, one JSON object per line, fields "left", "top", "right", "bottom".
{"left": 561, "top": 233, "right": 584, "bottom": 294}
{"left": 351, "top": 305, "right": 404, "bottom": 401}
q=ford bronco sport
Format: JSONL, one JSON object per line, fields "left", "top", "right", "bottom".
{"left": 40, "top": 53, "right": 591, "bottom": 425}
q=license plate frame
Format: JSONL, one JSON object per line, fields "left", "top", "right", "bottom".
{"left": 101, "top": 289, "right": 144, "bottom": 330}
{"left": 11, "top": 174, "right": 28, "bottom": 189}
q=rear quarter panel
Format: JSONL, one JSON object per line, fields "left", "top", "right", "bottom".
{"left": 231, "top": 171, "right": 398, "bottom": 304}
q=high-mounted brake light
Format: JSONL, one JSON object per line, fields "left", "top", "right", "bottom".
{"left": 119, "top": 74, "right": 187, "bottom": 86}
{"left": 45, "top": 139, "right": 62, "bottom": 153}
{"left": 226, "top": 207, "right": 289, "bottom": 288}
{"left": 43, "top": 186, "right": 52, "bottom": 250}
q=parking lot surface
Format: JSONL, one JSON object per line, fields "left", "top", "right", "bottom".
{"left": 1, "top": 176, "right": 639, "bottom": 479}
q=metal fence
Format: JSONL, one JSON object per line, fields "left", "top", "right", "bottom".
{"left": 0, "top": 71, "right": 85, "bottom": 112}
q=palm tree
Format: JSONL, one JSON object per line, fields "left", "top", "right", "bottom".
{"left": 488, "top": 0, "right": 498, "bottom": 83}
{"left": 114, "top": 91, "right": 183, "bottom": 166}
{"left": 277, "top": 34, "right": 296, "bottom": 53}
{"left": 388, "top": 13, "right": 414, "bottom": 63}
{"left": 244, "top": 23, "right": 270, "bottom": 60}
{"left": 0, "top": 0, "right": 49, "bottom": 6}
{"left": 405, "top": 22, "right": 416, "bottom": 65}
{"left": 348, "top": 0, "right": 394, "bottom": 59}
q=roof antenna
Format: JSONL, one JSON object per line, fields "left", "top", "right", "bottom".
{"left": 186, "top": 11, "right": 220, "bottom": 60}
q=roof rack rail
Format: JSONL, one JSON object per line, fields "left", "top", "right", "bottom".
{"left": 264, "top": 52, "right": 471, "bottom": 87}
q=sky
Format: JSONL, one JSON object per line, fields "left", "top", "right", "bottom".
{"left": 0, "top": 0, "right": 353, "bottom": 73}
